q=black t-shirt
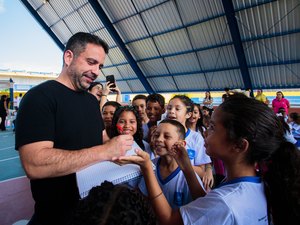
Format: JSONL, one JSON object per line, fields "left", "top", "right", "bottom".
{"left": 15, "top": 80, "right": 104, "bottom": 225}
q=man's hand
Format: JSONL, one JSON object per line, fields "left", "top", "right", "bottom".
{"left": 105, "top": 134, "right": 133, "bottom": 160}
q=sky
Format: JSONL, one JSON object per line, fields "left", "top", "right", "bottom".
{"left": 0, "top": 0, "right": 62, "bottom": 73}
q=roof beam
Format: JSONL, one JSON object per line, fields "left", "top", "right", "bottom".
{"left": 20, "top": 0, "right": 65, "bottom": 51}
{"left": 88, "top": 0, "right": 154, "bottom": 94}
{"left": 221, "top": 0, "right": 253, "bottom": 95}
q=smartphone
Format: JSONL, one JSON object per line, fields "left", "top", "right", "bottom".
{"left": 106, "top": 75, "right": 116, "bottom": 88}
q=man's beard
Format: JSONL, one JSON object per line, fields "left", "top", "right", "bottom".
{"left": 69, "top": 67, "right": 89, "bottom": 91}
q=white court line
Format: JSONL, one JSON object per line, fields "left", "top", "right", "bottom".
{"left": 0, "top": 146, "right": 15, "bottom": 151}
{"left": 0, "top": 156, "right": 19, "bottom": 162}
{"left": 0, "top": 176, "right": 27, "bottom": 184}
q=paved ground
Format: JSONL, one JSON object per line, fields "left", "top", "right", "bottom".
{"left": 0, "top": 130, "right": 26, "bottom": 181}
{"left": 0, "top": 129, "right": 33, "bottom": 225}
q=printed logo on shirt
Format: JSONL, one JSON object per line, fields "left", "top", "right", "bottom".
{"left": 173, "top": 192, "right": 184, "bottom": 207}
{"left": 187, "top": 149, "right": 195, "bottom": 160}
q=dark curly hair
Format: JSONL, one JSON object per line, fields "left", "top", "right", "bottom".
{"left": 219, "top": 93, "right": 300, "bottom": 225}
{"left": 69, "top": 181, "right": 157, "bottom": 225}
{"left": 109, "top": 105, "right": 145, "bottom": 150}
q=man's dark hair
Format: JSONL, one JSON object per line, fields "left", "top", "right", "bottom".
{"left": 64, "top": 32, "right": 109, "bottom": 59}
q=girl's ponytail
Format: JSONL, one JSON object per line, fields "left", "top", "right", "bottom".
{"left": 264, "top": 141, "right": 300, "bottom": 224}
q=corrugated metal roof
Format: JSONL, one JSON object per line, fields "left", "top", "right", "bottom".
{"left": 21, "top": 0, "right": 300, "bottom": 93}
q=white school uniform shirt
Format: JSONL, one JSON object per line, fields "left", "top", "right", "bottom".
{"left": 138, "top": 158, "right": 205, "bottom": 209}
{"left": 290, "top": 122, "right": 300, "bottom": 139}
{"left": 180, "top": 177, "right": 268, "bottom": 225}
{"left": 185, "top": 129, "right": 211, "bottom": 166}
{"left": 284, "top": 126, "right": 297, "bottom": 144}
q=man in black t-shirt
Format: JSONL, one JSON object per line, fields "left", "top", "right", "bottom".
{"left": 15, "top": 32, "right": 134, "bottom": 225}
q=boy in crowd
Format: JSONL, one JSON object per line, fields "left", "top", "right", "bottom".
{"left": 119, "top": 119, "right": 206, "bottom": 208}
{"left": 144, "top": 93, "right": 165, "bottom": 142}
{"left": 132, "top": 95, "right": 149, "bottom": 140}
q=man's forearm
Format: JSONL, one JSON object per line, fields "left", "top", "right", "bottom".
{"left": 19, "top": 142, "right": 112, "bottom": 179}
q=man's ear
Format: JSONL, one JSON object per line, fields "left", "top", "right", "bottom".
{"left": 64, "top": 50, "right": 74, "bottom": 67}
{"left": 233, "top": 138, "right": 249, "bottom": 153}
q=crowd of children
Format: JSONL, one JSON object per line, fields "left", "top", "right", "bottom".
{"left": 117, "top": 93, "right": 300, "bottom": 225}
{"left": 5, "top": 80, "right": 300, "bottom": 224}
{"left": 67, "top": 85, "right": 300, "bottom": 225}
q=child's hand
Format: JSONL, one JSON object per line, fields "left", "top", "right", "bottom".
{"left": 202, "top": 168, "right": 214, "bottom": 191}
{"left": 114, "top": 85, "right": 121, "bottom": 95}
{"left": 169, "top": 141, "right": 191, "bottom": 170}
{"left": 115, "top": 149, "right": 152, "bottom": 171}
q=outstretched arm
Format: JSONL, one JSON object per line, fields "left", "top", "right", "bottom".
{"left": 169, "top": 141, "right": 206, "bottom": 199}
{"left": 114, "top": 85, "right": 122, "bottom": 104}
{"left": 100, "top": 82, "right": 114, "bottom": 111}
{"left": 117, "top": 150, "right": 183, "bottom": 225}
{"left": 19, "top": 135, "right": 133, "bottom": 179}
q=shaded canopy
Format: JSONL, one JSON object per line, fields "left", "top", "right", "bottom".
{"left": 20, "top": 0, "right": 300, "bottom": 94}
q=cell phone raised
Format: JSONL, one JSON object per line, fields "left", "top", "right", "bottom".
{"left": 106, "top": 75, "right": 116, "bottom": 88}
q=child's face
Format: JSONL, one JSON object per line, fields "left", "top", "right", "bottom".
{"left": 116, "top": 111, "right": 137, "bottom": 136}
{"left": 90, "top": 84, "right": 103, "bottom": 101}
{"left": 202, "top": 109, "right": 209, "bottom": 116}
{"left": 152, "top": 123, "right": 181, "bottom": 156}
{"left": 166, "top": 98, "right": 191, "bottom": 126}
{"left": 203, "top": 118, "right": 210, "bottom": 128}
{"left": 102, "top": 105, "right": 117, "bottom": 128}
{"left": 132, "top": 99, "right": 147, "bottom": 121}
{"left": 205, "top": 108, "right": 234, "bottom": 159}
{"left": 146, "top": 101, "right": 165, "bottom": 123}
{"left": 188, "top": 106, "right": 201, "bottom": 124}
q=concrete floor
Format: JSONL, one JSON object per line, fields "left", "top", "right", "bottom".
{"left": 0, "top": 130, "right": 33, "bottom": 225}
